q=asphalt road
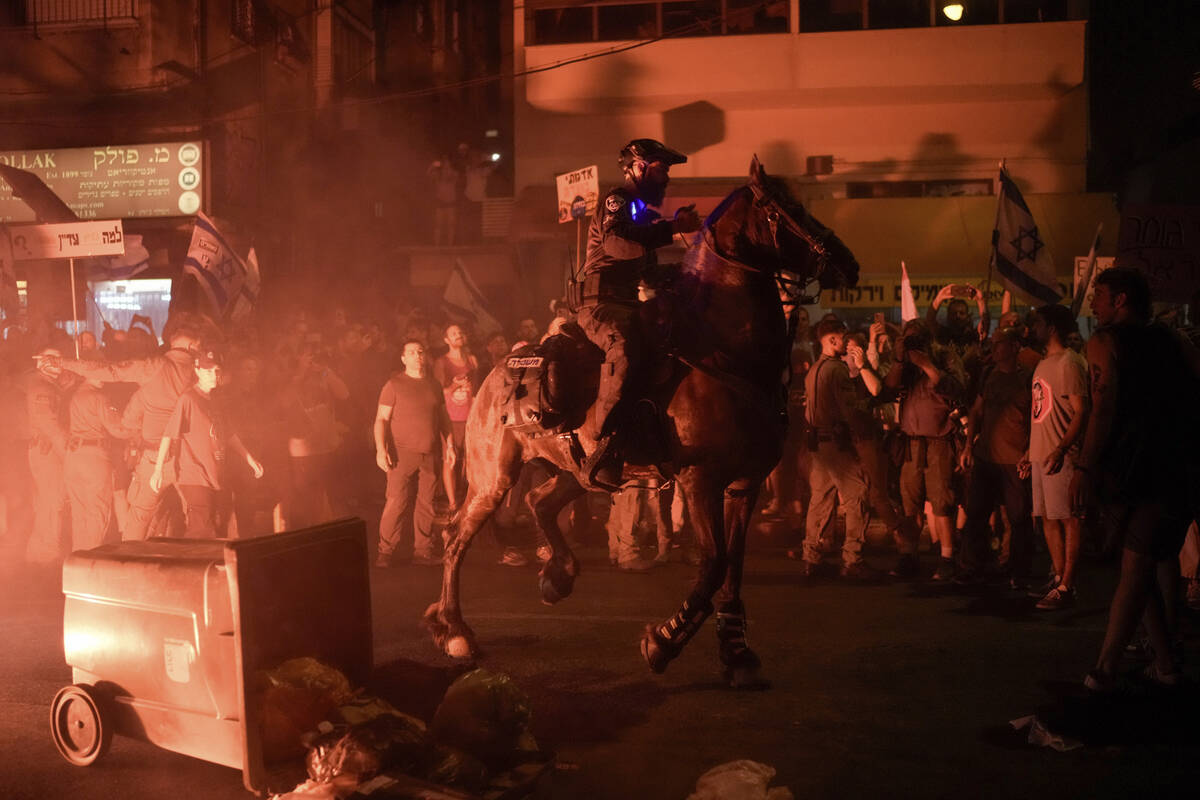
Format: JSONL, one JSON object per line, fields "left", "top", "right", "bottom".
{"left": 2, "top": 530, "right": 1197, "bottom": 800}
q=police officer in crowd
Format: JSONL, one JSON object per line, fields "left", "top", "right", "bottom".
{"left": 56, "top": 313, "right": 210, "bottom": 539}
{"left": 25, "top": 346, "right": 78, "bottom": 562}
{"left": 576, "top": 138, "right": 701, "bottom": 487}
{"left": 64, "top": 378, "right": 132, "bottom": 549}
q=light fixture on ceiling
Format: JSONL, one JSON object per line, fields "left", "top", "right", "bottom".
{"left": 942, "top": 3, "right": 964, "bottom": 21}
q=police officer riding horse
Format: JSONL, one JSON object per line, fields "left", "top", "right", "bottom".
{"left": 575, "top": 138, "right": 701, "bottom": 487}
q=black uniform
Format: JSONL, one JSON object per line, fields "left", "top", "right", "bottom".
{"left": 578, "top": 186, "right": 676, "bottom": 438}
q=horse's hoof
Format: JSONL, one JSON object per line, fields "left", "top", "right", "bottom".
{"left": 640, "top": 626, "right": 671, "bottom": 674}
{"left": 446, "top": 636, "right": 474, "bottom": 659}
{"left": 538, "top": 558, "right": 576, "bottom": 605}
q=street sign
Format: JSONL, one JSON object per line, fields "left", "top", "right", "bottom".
{"left": 8, "top": 220, "right": 126, "bottom": 260}
{"left": 0, "top": 141, "right": 204, "bottom": 222}
{"left": 556, "top": 165, "right": 598, "bottom": 224}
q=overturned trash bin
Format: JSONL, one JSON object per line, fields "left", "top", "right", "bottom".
{"left": 52, "top": 519, "right": 372, "bottom": 794}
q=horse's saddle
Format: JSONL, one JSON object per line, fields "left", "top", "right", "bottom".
{"left": 498, "top": 322, "right": 602, "bottom": 437}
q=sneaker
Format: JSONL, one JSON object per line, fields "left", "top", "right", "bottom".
{"left": 1141, "top": 662, "right": 1182, "bottom": 688}
{"left": 797, "top": 559, "right": 823, "bottom": 579}
{"left": 1027, "top": 574, "right": 1061, "bottom": 599}
{"left": 952, "top": 568, "right": 986, "bottom": 586}
{"left": 1083, "top": 669, "right": 1117, "bottom": 694}
{"left": 1186, "top": 579, "right": 1200, "bottom": 612}
{"left": 840, "top": 562, "right": 882, "bottom": 583}
{"left": 888, "top": 554, "right": 920, "bottom": 580}
{"left": 374, "top": 553, "right": 393, "bottom": 569}
{"left": 498, "top": 548, "right": 528, "bottom": 567}
{"left": 930, "top": 557, "right": 956, "bottom": 582}
{"left": 654, "top": 550, "right": 672, "bottom": 564}
{"left": 411, "top": 553, "right": 443, "bottom": 567}
{"left": 1035, "top": 585, "right": 1076, "bottom": 610}
{"left": 618, "top": 556, "right": 658, "bottom": 572}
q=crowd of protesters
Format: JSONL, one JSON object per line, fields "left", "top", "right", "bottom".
{"left": 1, "top": 265, "right": 1198, "bottom": 690}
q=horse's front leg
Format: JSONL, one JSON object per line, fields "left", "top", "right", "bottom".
{"left": 526, "top": 469, "right": 585, "bottom": 604}
{"left": 717, "top": 480, "right": 770, "bottom": 689}
{"left": 640, "top": 468, "right": 727, "bottom": 673}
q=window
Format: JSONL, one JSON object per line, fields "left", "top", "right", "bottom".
{"left": 526, "top": 1, "right": 792, "bottom": 45}
{"left": 532, "top": 7, "right": 594, "bottom": 44}
{"left": 868, "top": 0, "right": 928, "bottom": 30}
{"left": 1003, "top": 0, "right": 1069, "bottom": 23}
{"left": 934, "top": 0, "right": 999, "bottom": 26}
{"left": 597, "top": 3, "right": 657, "bottom": 41}
{"left": 801, "top": 0, "right": 864, "bottom": 33}
{"left": 663, "top": 1, "right": 722, "bottom": 37}
{"left": 726, "top": 0, "right": 788, "bottom": 34}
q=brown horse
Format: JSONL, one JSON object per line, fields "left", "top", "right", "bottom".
{"left": 424, "top": 158, "right": 860, "bottom": 687}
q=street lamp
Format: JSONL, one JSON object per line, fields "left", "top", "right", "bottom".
{"left": 942, "top": 3, "right": 964, "bottom": 21}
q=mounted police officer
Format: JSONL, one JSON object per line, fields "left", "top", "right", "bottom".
{"left": 577, "top": 138, "right": 701, "bottom": 487}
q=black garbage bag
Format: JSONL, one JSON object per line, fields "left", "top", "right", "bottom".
{"left": 429, "top": 669, "right": 538, "bottom": 770}
{"left": 306, "top": 714, "right": 431, "bottom": 784}
{"left": 422, "top": 745, "right": 491, "bottom": 792}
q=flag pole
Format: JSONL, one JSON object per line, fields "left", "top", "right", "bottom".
{"left": 69, "top": 256, "right": 80, "bottom": 358}
{"left": 1071, "top": 222, "right": 1103, "bottom": 318}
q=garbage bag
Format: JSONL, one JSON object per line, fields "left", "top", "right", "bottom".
{"left": 423, "top": 745, "right": 491, "bottom": 792}
{"left": 429, "top": 669, "right": 538, "bottom": 769}
{"left": 306, "top": 715, "right": 431, "bottom": 783}
{"left": 268, "top": 657, "right": 356, "bottom": 704}
{"left": 259, "top": 658, "right": 356, "bottom": 762}
{"left": 687, "top": 760, "right": 794, "bottom": 800}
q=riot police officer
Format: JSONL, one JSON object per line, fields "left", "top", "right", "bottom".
{"left": 577, "top": 138, "right": 700, "bottom": 487}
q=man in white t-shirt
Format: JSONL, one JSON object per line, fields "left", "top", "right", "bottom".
{"left": 1028, "top": 305, "right": 1090, "bottom": 609}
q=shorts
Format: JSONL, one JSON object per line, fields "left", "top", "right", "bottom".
{"left": 899, "top": 437, "right": 956, "bottom": 517}
{"left": 1104, "top": 498, "right": 1192, "bottom": 562}
{"left": 1032, "top": 459, "right": 1075, "bottom": 520}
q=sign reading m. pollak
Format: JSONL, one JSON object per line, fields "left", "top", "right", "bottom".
{"left": 556, "top": 165, "right": 598, "bottom": 224}
{"left": 0, "top": 141, "right": 203, "bottom": 222}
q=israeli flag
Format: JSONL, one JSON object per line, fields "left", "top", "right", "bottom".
{"left": 991, "top": 169, "right": 1061, "bottom": 305}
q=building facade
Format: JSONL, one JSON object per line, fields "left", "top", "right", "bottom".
{"left": 510, "top": 0, "right": 1116, "bottom": 316}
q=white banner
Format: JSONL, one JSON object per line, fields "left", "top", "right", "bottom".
{"left": 8, "top": 220, "right": 125, "bottom": 260}
{"left": 1072, "top": 255, "right": 1114, "bottom": 312}
{"left": 556, "top": 165, "right": 599, "bottom": 224}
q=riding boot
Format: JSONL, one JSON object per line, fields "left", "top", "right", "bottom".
{"left": 589, "top": 432, "right": 625, "bottom": 489}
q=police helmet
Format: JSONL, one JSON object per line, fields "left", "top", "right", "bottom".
{"left": 619, "top": 139, "right": 687, "bottom": 170}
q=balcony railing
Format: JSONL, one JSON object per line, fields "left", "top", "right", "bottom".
{"left": 5, "top": 0, "right": 138, "bottom": 30}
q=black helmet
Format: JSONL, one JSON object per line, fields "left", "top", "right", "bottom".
{"left": 619, "top": 139, "right": 687, "bottom": 170}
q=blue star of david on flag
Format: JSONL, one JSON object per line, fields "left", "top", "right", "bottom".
{"left": 1010, "top": 225, "right": 1044, "bottom": 263}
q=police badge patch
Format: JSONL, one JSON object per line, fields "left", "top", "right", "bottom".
{"left": 605, "top": 194, "right": 625, "bottom": 213}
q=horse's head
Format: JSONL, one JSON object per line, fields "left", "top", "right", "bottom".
{"left": 704, "top": 157, "right": 860, "bottom": 299}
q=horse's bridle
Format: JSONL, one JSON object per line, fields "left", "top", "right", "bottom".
{"left": 747, "top": 182, "right": 829, "bottom": 306}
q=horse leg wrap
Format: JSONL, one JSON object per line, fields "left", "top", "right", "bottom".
{"left": 716, "top": 608, "right": 756, "bottom": 668}
{"left": 654, "top": 596, "right": 714, "bottom": 653}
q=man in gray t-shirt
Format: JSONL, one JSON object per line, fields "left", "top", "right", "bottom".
{"left": 1028, "top": 305, "right": 1089, "bottom": 609}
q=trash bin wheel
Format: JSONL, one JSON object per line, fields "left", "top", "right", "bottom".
{"left": 50, "top": 684, "right": 112, "bottom": 766}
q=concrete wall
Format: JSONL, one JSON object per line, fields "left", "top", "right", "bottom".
{"left": 514, "top": 19, "right": 1087, "bottom": 195}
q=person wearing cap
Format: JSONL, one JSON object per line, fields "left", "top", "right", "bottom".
{"left": 150, "top": 350, "right": 264, "bottom": 538}
{"left": 576, "top": 138, "right": 702, "bottom": 487}
{"left": 24, "top": 346, "right": 79, "bottom": 562}
{"left": 64, "top": 376, "right": 133, "bottom": 550}
{"left": 55, "top": 312, "right": 211, "bottom": 539}
{"left": 957, "top": 326, "right": 1035, "bottom": 587}
{"left": 796, "top": 317, "right": 879, "bottom": 581}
